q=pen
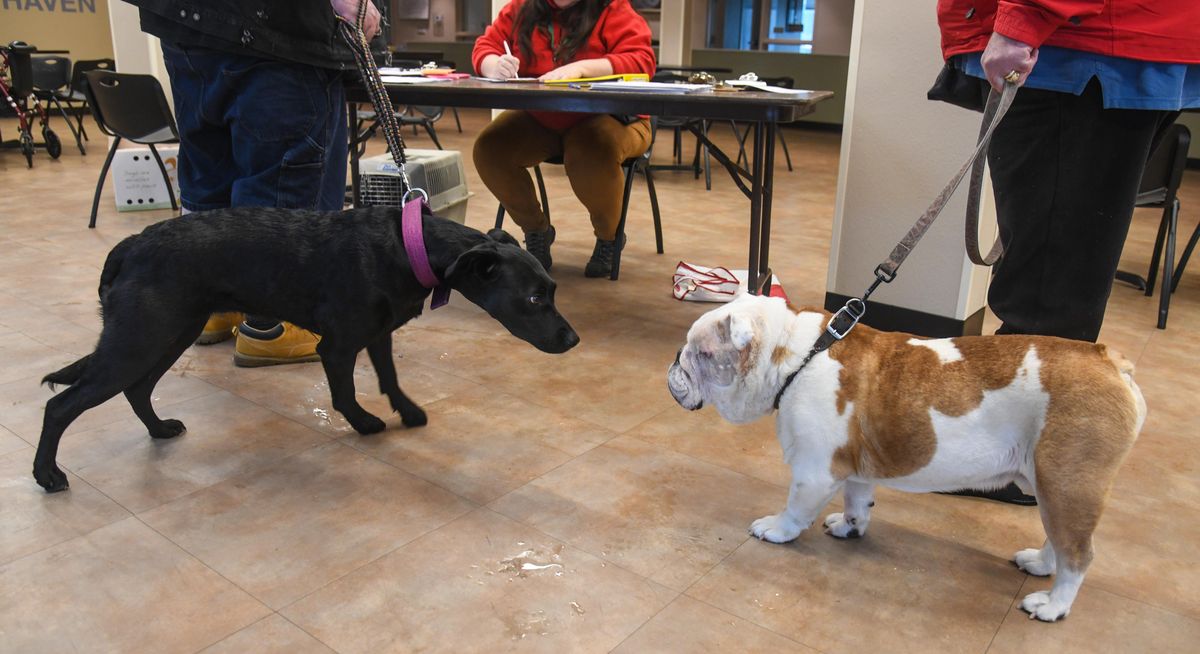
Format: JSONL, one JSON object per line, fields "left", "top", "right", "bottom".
{"left": 503, "top": 40, "right": 512, "bottom": 57}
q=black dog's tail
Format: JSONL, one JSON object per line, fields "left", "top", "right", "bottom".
{"left": 99, "top": 234, "right": 138, "bottom": 298}
{"left": 43, "top": 354, "right": 93, "bottom": 390}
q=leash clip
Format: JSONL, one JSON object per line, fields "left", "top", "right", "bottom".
{"left": 402, "top": 187, "right": 429, "bottom": 205}
{"left": 826, "top": 298, "right": 866, "bottom": 341}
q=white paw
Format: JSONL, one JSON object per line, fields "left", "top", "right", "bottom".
{"left": 750, "top": 514, "right": 803, "bottom": 543}
{"left": 1014, "top": 548, "right": 1054, "bottom": 576}
{"left": 823, "top": 512, "right": 865, "bottom": 539}
{"left": 1020, "top": 590, "right": 1071, "bottom": 622}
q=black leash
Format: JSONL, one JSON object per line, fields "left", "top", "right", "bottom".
{"left": 773, "top": 80, "right": 1019, "bottom": 411}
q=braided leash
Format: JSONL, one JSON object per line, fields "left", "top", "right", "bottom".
{"left": 337, "top": 1, "right": 422, "bottom": 200}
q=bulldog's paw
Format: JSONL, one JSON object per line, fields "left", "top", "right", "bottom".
{"left": 750, "top": 514, "right": 803, "bottom": 543}
{"left": 1020, "top": 590, "right": 1071, "bottom": 622}
{"left": 1014, "top": 548, "right": 1054, "bottom": 577}
{"left": 823, "top": 512, "right": 864, "bottom": 539}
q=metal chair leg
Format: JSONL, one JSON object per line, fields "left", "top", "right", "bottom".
{"left": 494, "top": 203, "right": 506, "bottom": 230}
{"left": 1145, "top": 204, "right": 1170, "bottom": 296}
{"left": 423, "top": 121, "right": 443, "bottom": 150}
{"left": 148, "top": 143, "right": 178, "bottom": 212}
{"left": 89, "top": 135, "right": 121, "bottom": 228}
{"left": 1173, "top": 219, "right": 1199, "bottom": 294}
{"left": 452, "top": 107, "right": 462, "bottom": 132}
{"left": 534, "top": 165, "right": 550, "bottom": 223}
{"left": 643, "top": 162, "right": 663, "bottom": 254}
{"left": 1158, "top": 198, "right": 1179, "bottom": 329}
{"left": 610, "top": 162, "right": 637, "bottom": 281}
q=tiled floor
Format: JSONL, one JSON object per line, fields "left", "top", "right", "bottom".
{"left": 1, "top": 109, "right": 1198, "bottom": 653}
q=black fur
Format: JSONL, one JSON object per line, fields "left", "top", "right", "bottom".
{"left": 34, "top": 206, "right": 578, "bottom": 492}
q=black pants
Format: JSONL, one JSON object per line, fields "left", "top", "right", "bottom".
{"left": 986, "top": 79, "right": 1178, "bottom": 342}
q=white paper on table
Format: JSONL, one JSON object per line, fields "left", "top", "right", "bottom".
{"left": 722, "top": 80, "right": 808, "bottom": 94}
{"left": 379, "top": 76, "right": 445, "bottom": 84}
{"left": 378, "top": 67, "right": 426, "bottom": 76}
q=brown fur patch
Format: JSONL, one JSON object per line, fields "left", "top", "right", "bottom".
{"left": 771, "top": 345, "right": 791, "bottom": 366}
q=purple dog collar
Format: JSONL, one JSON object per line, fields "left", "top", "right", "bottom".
{"left": 401, "top": 197, "right": 450, "bottom": 309}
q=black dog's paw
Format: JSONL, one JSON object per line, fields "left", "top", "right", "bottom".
{"left": 351, "top": 414, "right": 387, "bottom": 435}
{"left": 400, "top": 406, "right": 427, "bottom": 428}
{"left": 150, "top": 419, "right": 187, "bottom": 440}
{"left": 33, "top": 462, "right": 70, "bottom": 493}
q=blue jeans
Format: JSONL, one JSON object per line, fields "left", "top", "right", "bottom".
{"left": 161, "top": 44, "right": 348, "bottom": 212}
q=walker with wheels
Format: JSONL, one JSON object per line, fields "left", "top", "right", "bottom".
{"left": 1, "top": 41, "right": 62, "bottom": 167}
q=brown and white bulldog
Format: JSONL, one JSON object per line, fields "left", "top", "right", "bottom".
{"left": 667, "top": 294, "right": 1145, "bottom": 622}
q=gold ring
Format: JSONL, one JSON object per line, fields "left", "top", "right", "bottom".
{"left": 1004, "top": 70, "right": 1020, "bottom": 84}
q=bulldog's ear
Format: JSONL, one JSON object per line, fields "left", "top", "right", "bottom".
{"left": 486, "top": 228, "right": 521, "bottom": 248}
{"left": 727, "top": 313, "right": 756, "bottom": 351}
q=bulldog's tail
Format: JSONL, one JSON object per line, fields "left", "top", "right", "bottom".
{"left": 1102, "top": 346, "right": 1146, "bottom": 436}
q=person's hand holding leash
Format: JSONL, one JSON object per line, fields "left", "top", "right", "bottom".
{"left": 981, "top": 32, "right": 1037, "bottom": 90}
{"left": 331, "top": 0, "right": 381, "bottom": 40}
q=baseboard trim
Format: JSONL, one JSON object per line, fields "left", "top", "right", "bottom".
{"left": 823, "top": 292, "right": 986, "bottom": 337}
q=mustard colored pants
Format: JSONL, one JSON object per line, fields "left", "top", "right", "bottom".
{"left": 473, "top": 111, "right": 652, "bottom": 241}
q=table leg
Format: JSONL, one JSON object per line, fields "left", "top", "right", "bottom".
{"left": 348, "top": 102, "right": 361, "bottom": 208}
{"left": 759, "top": 120, "right": 777, "bottom": 294}
{"left": 747, "top": 121, "right": 766, "bottom": 295}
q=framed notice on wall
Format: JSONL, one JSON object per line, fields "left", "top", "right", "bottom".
{"left": 395, "top": 0, "right": 430, "bottom": 20}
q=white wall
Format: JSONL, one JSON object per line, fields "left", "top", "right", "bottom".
{"left": 828, "top": 0, "right": 996, "bottom": 324}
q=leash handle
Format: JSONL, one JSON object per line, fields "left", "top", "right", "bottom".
{"left": 876, "top": 80, "right": 1017, "bottom": 281}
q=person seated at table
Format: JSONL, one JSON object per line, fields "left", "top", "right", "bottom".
{"left": 472, "top": 0, "right": 655, "bottom": 277}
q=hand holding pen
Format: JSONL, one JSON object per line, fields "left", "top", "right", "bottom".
{"left": 482, "top": 40, "right": 522, "bottom": 79}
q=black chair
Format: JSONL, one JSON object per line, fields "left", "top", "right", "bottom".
{"left": 734, "top": 75, "right": 794, "bottom": 172}
{"left": 83, "top": 70, "right": 179, "bottom": 228}
{"left": 1115, "top": 123, "right": 1192, "bottom": 329}
{"left": 55, "top": 58, "right": 116, "bottom": 145}
{"left": 648, "top": 70, "right": 719, "bottom": 190}
{"left": 354, "top": 104, "right": 445, "bottom": 153}
{"left": 30, "top": 54, "right": 85, "bottom": 155}
{"left": 493, "top": 149, "right": 663, "bottom": 281}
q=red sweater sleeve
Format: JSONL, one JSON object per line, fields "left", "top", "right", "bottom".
{"left": 472, "top": 2, "right": 517, "bottom": 75}
{"left": 598, "top": 1, "right": 656, "bottom": 76}
{"left": 993, "top": 0, "right": 1105, "bottom": 48}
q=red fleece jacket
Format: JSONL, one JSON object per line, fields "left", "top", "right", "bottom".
{"left": 473, "top": 0, "right": 655, "bottom": 130}
{"left": 938, "top": 0, "right": 1200, "bottom": 64}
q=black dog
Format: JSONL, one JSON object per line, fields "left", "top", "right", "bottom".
{"left": 34, "top": 205, "right": 579, "bottom": 492}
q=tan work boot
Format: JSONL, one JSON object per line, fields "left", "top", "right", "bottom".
{"left": 233, "top": 321, "right": 321, "bottom": 367}
{"left": 196, "top": 312, "right": 243, "bottom": 345}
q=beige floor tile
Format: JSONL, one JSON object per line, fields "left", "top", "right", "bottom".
{"left": 626, "top": 405, "right": 790, "bottom": 488}
{"left": 56, "top": 389, "right": 330, "bottom": 513}
{"left": 0, "top": 517, "right": 269, "bottom": 653}
{"left": 687, "top": 517, "right": 1025, "bottom": 654}
{"left": 0, "top": 331, "right": 78, "bottom": 386}
{"left": 0, "top": 448, "right": 131, "bottom": 565}
{"left": 612, "top": 595, "right": 814, "bottom": 653}
{"left": 0, "top": 367, "right": 220, "bottom": 444}
{"left": 490, "top": 436, "right": 783, "bottom": 591}
{"left": 988, "top": 579, "right": 1200, "bottom": 654}
{"left": 140, "top": 441, "right": 474, "bottom": 609}
{"left": 188, "top": 344, "right": 479, "bottom": 437}
{"left": 0, "top": 424, "right": 27, "bottom": 456}
{"left": 343, "top": 388, "right": 614, "bottom": 504}
{"left": 200, "top": 614, "right": 335, "bottom": 654}
{"left": 283, "top": 507, "right": 676, "bottom": 653}
{"left": 1082, "top": 490, "right": 1200, "bottom": 620}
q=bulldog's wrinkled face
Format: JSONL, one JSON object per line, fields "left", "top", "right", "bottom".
{"left": 668, "top": 294, "right": 781, "bottom": 424}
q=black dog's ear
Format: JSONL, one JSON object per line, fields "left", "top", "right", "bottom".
{"left": 486, "top": 228, "right": 521, "bottom": 248}
{"left": 445, "top": 243, "right": 501, "bottom": 284}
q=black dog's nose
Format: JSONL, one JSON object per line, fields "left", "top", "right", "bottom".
{"left": 561, "top": 328, "right": 580, "bottom": 350}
